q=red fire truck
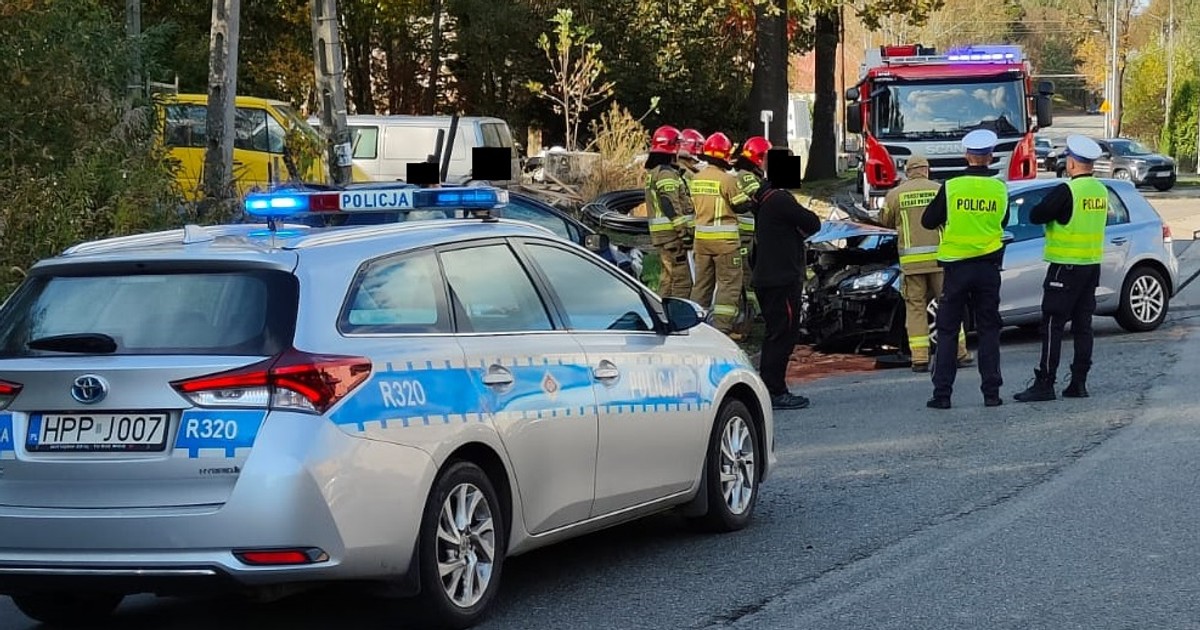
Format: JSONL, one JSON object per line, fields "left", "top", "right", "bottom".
{"left": 845, "top": 44, "right": 1054, "bottom": 210}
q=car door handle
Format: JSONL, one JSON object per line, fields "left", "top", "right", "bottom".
{"left": 481, "top": 366, "right": 514, "bottom": 387}
{"left": 592, "top": 361, "right": 620, "bottom": 381}
{"left": 1111, "top": 237, "right": 1128, "bottom": 245}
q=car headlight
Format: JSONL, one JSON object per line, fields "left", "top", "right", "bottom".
{"left": 841, "top": 268, "right": 899, "bottom": 293}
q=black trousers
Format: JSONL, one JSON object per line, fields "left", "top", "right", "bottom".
{"left": 756, "top": 281, "right": 802, "bottom": 397}
{"left": 1038, "top": 263, "right": 1101, "bottom": 380}
{"left": 932, "top": 259, "right": 1003, "bottom": 399}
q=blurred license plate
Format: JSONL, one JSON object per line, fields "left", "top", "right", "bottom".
{"left": 27, "top": 413, "right": 169, "bottom": 452}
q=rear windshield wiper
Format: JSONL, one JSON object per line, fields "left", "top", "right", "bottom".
{"left": 27, "top": 333, "right": 118, "bottom": 354}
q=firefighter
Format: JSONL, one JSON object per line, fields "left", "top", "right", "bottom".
{"left": 678, "top": 129, "right": 706, "bottom": 182}
{"left": 731, "top": 136, "right": 770, "bottom": 334}
{"left": 644, "top": 125, "right": 694, "bottom": 300}
{"left": 920, "top": 129, "right": 1009, "bottom": 409}
{"left": 689, "top": 132, "right": 754, "bottom": 337}
{"left": 880, "top": 154, "right": 972, "bottom": 372}
{"left": 1013, "top": 135, "right": 1107, "bottom": 402}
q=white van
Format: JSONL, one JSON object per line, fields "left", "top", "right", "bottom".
{"left": 342, "top": 115, "right": 519, "bottom": 185}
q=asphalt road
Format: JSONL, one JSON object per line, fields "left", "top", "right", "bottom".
{"left": 5, "top": 255, "right": 1199, "bottom": 629}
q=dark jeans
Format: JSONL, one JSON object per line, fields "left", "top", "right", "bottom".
{"left": 1038, "top": 263, "right": 1101, "bottom": 379}
{"left": 932, "top": 259, "right": 1003, "bottom": 400}
{"left": 756, "top": 281, "right": 802, "bottom": 397}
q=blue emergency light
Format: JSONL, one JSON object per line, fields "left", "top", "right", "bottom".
{"left": 243, "top": 185, "right": 509, "bottom": 220}
{"left": 945, "top": 45, "right": 1022, "bottom": 62}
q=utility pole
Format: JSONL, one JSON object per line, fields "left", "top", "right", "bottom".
{"left": 1164, "top": 0, "right": 1174, "bottom": 155}
{"left": 1109, "top": 0, "right": 1119, "bottom": 137}
{"left": 311, "top": 0, "right": 353, "bottom": 186}
{"left": 201, "top": 0, "right": 241, "bottom": 210}
{"left": 125, "top": 0, "right": 141, "bottom": 99}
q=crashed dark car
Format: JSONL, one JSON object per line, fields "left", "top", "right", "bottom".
{"left": 800, "top": 220, "right": 907, "bottom": 353}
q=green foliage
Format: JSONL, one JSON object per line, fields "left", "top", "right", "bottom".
{"left": 0, "top": 0, "right": 181, "bottom": 295}
{"left": 527, "top": 8, "right": 616, "bottom": 150}
{"left": 1162, "top": 79, "right": 1198, "bottom": 167}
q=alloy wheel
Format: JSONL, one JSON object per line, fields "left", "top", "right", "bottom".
{"left": 1129, "top": 273, "right": 1165, "bottom": 325}
{"left": 436, "top": 482, "right": 497, "bottom": 608}
{"left": 719, "top": 416, "right": 756, "bottom": 515}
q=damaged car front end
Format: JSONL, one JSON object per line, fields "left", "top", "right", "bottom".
{"left": 800, "top": 220, "right": 907, "bottom": 353}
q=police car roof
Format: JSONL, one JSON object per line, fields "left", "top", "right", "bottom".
{"left": 38, "top": 219, "right": 556, "bottom": 271}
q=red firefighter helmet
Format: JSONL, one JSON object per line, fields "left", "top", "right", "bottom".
{"left": 649, "top": 125, "right": 682, "bottom": 154}
{"left": 701, "top": 132, "right": 734, "bottom": 162}
{"left": 679, "top": 129, "right": 706, "bottom": 155}
{"left": 739, "top": 136, "right": 772, "bottom": 169}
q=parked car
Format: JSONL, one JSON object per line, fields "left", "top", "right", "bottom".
{"left": 1055, "top": 138, "right": 1177, "bottom": 191}
{"left": 0, "top": 186, "right": 772, "bottom": 628}
{"left": 1035, "top": 137, "right": 1054, "bottom": 169}
{"left": 801, "top": 179, "right": 1178, "bottom": 352}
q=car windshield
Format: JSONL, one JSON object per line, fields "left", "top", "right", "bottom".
{"left": 1109, "top": 139, "right": 1153, "bottom": 156}
{"left": 870, "top": 78, "right": 1028, "bottom": 139}
{"left": 0, "top": 270, "right": 298, "bottom": 357}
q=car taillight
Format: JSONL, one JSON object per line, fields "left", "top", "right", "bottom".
{"left": 1163, "top": 225, "right": 1173, "bottom": 243}
{"left": 1008, "top": 134, "right": 1037, "bottom": 180}
{"left": 234, "top": 548, "right": 329, "bottom": 566}
{"left": 864, "top": 135, "right": 897, "bottom": 189}
{"left": 0, "top": 379, "right": 22, "bottom": 411}
{"left": 172, "top": 349, "right": 372, "bottom": 414}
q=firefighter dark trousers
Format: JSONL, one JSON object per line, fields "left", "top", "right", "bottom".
{"left": 1037, "top": 263, "right": 1100, "bottom": 380}
{"left": 757, "top": 281, "right": 803, "bottom": 397}
{"left": 656, "top": 238, "right": 693, "bottom": 300}
{"left": 933, "top": 259, "right": 1003, "bottom": 400}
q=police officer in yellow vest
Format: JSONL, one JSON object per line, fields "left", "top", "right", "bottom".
{"left": 690, "top": 132, "right": 754, "bottom": 337}
{"left": 920, "top": 129, "right": 1010, "bottom": 409}
{"left": 880, "top": 154, "right": 972, "bottom": 372}
{"left": 1013, "top": 135, "right": 1107, "bottom": 402}
{"left": 644, "top": 125, "right": 695, "bottom": 300}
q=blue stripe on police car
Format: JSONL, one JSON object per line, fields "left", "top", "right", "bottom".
{"left": 175, "top": 410, "right": 266, "bottom": 458}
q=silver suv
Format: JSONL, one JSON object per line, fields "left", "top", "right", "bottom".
{"left": 0, "top": 187, "right": 773, "bottom": 628}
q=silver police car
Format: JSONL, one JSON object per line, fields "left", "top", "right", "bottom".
{"left": 0, "top": 186, "right": 774, "bottom": 628}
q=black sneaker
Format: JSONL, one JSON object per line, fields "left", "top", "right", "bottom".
{"left": 926, "top": 397, "right": 951, "bottom": 410}
{"left": 771, "top": 393, "right": 811, "bottom": 410}
{"left": 984, "top": 395, "right": 1003, "bottom": 407}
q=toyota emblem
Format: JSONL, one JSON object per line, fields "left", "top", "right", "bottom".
{"left": 70, "top": 375, "right": 108, "bottom": 404}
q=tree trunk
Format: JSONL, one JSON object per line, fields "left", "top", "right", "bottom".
{"left": 348, "top": 40, "right": 375, "bottom": 114}
{"left": 747, "top": 0, "right": 788, "bottom": 147}
{"left": 423, "top": 0, "right": 442, "bottom": 114}
{"left": 805, "top": 8, "right": 838, "bottom": 181}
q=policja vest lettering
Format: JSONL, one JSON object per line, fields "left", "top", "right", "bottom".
{"left": 1044, "top": 177, "right": 1107, "bottom": 265}
{"left": 938, "top": 176, "right": 1007, "bottom": 262}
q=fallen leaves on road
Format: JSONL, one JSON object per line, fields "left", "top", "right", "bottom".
{"left": 784, "top": 345, "right": 878, "bottom": 384}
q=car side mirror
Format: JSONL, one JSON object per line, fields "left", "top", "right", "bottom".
{"left": 845, "top": 87, "right": 860, "bottom": 102}
{"left": 584, "top": 233, "right": 610, "bottom": 253}
{"left": 1002, "top": 230, "right": 1015, "bottom": 244}
{"left": 662, "top": 297, "right": 704, "bottom": 333}
{"left": 846, "top": 103, "right": 863, "bottom": 135}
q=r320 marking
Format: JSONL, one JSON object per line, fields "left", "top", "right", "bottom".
{"left": 183, "top": 417, "right": 239, "bottom": 440}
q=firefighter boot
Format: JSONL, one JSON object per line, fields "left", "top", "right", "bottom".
{"left": 1013, "top": 370, "right": 1056, "bottom": 403}
{"left": 1062, "top": 368, "right": 1089, "bottom": 398}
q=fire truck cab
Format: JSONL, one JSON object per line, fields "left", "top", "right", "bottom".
{"left": 845, "top": 44, "right": 1055, "bottom": 212}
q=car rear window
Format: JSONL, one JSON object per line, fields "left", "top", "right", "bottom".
{"left": 0, "top": 270, "right": 298, "bottom": 357}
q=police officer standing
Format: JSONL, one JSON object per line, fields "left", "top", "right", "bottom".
{"left": 644, "top": 126, "right": 695, "bottom": 300}
{"left": 690, "top": 132, "right": 754, "bottom": 338}
{"left": 880, "top": 155, "right": 972, "bottom": 372}
{"left": 751, "top": 176, "right": 822, "bottom": 409}
{"left": 1013, "top": 135, "right": 1107, "bottom": 402}
{"left": 921, "top": 129, "right": 1009, "bottom": 409}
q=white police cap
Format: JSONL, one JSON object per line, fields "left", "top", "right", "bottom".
{"left": 1065, "top": 135, "right": 1102, "bottom": 163}
{"left": 962, "top": 129, "right": 998, "bottom": 155}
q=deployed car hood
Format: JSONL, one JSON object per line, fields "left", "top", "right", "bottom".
{"left": 807, "top": 220, "right": 896, "bottom": 244}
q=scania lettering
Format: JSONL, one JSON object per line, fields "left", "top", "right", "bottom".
{"left": 844, "top": 44, "right": 1055, "bottom": 213}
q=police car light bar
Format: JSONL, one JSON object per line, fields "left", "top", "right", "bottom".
{"left": 244, "top": 186, "right": 509, "bottom": 219}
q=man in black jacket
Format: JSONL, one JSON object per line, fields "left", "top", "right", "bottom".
{"left": 751, "top": 181, "right": 822, "bottom": 410}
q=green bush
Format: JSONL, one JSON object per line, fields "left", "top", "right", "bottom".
{"left": 0, "top": 0, "right": 182, "bottom": 296}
